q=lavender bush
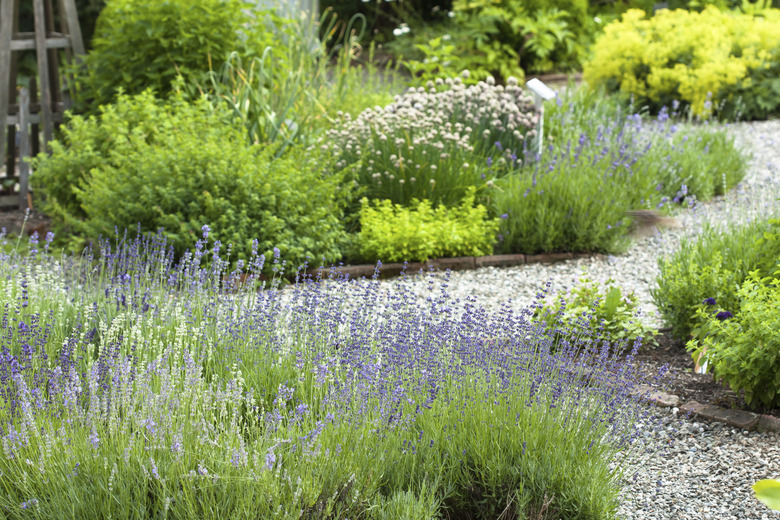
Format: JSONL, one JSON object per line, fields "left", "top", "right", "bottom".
{"left": 319, "top": 74, "right": 538, "bottom": 207}
{"left": 488, "top": 88, "right": 747, "bottom": 255}
{"left": 0, "top": 227, "right": 668, "bottom": 519}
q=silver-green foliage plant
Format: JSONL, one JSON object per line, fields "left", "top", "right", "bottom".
{"left": 0, "top": 228, "right": 669, "bottom": 519}
{"left": 355, "top": 190, "right": 500, "bottom": 263}
{"left": 320, "top": 75, "right": 537, "bottom": 207}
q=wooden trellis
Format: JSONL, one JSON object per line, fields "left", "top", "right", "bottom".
{"left": 0, "top": 0, "right": 84, "bottom": 209}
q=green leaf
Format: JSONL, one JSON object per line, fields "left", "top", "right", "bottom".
{"left": 753, "top": 479, "right": 780, "bottom": 510}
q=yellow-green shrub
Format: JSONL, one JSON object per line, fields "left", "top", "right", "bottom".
{"left": 356, "top": 192, "right": 500, "bottom": 263}
{"left": 583, "top": 7, "right": 780, "bottom": 119}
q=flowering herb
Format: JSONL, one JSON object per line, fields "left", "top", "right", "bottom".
{"left": 0, "top": 227, "right": 670, "bottom": 517}
{"left": 320, "top": 75, "right": 537, "bottom": 206}
{"left": 715, "top": 310, "right": 733, "bottom": 321}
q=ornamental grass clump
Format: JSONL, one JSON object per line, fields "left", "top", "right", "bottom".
{"left": 320, "top": 75, "right": 538, "bottom": 207}
{"left": 0, "top": 227, "right": 669, "bottom": 519}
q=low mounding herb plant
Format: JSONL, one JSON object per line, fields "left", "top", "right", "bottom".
{"left": 0, "top": 226, "right": 669, "bottom": 519}
{"left": 32, "top": 90, "right": 350, "bottom": 268}
{"left": 355, "top": 190, "right": 499, "bottom": 263}
{"left": 320, "top": 75, "right": 537, "bottom": 207}
{"left": 535, "top": 276, "right": 659, "bottom": 349}
{"left": 686, "top": 274, "right": 780, "bottom": 410}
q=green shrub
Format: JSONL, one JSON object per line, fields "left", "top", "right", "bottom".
{"left": 653, "top": 218, "right": 780, "bottom": 340}
{"left": 452, "top": 0, "right": 593, "bottom": 76}
{"left": 70, "top": 0, "right": 269, "bottom": 113}
{"left": 355, "top": 191, "right": 500, "bottom": 263}
{"left": 535, "top": 276, "right": 659, "bottom": 349}
{"left": 583, "top": 7, "right": 780, "bottom": 119}
{"left": 32, "top": 90, "right": 350, "bottom": 268}
{"left": 653, "top": 250, "right": 745, "bottom": 340}
{"left": 687, "top": 273, "right": 780, "bottom": 409}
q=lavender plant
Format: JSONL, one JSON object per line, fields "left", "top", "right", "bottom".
{"left": 320, "top": 74, "right": 538, "bottom": 207}
{"left": 489, "top": 87, "right": 748, "bottom": 255}
{"left": 0, "top": 227, "right": 669, "bottom": 519}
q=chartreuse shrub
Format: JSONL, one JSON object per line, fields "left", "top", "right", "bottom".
{"left": 0, "top": 228, "right": 668, "bottom": 519}
{"left": 31, "top": 90, "right": 349, "bottom": 269}
{"left": 584, "top": 7, "right": 780, "bottom": 119}
{"left": 686, "top": 273, "right": 780, "bottom": 409}
{"left": 535, "top": 276, "right": 659, "bottom": 349}
{"left": 70, "top": 0, "right": 273, "bottom": 114}
{"left": 355, "top": 190, "right": 499, "bottom": 263}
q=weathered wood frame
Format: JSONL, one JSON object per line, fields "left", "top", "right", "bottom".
{"left": 0, "top": 0, "right": 84, "bottom": 208}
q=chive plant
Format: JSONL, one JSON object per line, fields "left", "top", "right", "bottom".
{"left": 0, "top": 227, "right": 669, "bottom": 519}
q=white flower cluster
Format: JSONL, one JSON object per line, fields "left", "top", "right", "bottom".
{"left": 319, "top": 76, "right": 539, "bottom": 201}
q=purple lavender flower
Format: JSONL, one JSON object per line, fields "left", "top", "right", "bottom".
{"left": 264, "top": 449, "right": 276, "bottom": 470}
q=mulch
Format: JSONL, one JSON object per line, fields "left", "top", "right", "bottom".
{"left": 633, "top": 330, "right": 780, "bottom": 418}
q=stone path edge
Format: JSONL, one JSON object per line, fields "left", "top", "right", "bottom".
{"left": 308, "top": 252, "right": 607, "bottom": 280}
{"left": 636, "top": 386, "right": 779, "bottom": 433}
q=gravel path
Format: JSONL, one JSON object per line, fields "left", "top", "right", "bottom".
{"left": 373, "top": 119, "right": 780, "bottom": 519}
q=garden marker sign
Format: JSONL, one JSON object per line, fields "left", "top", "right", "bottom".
{"left": 526, "top": 78, "right": 557, "bottom": 155}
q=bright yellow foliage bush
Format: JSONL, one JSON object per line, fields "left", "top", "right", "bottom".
{"left": 584, "top": 7, "right": 780, "bottom": 118}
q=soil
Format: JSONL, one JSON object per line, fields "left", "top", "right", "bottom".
{"left": 633, "top": 329, "right": 780, "bottom": 418}
{"left": 1, "top": 207, "right": 777, "bottom": 420}
{"left": 0, "top": 206, "right": 51, "bottom": 238}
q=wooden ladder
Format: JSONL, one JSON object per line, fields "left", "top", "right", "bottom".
{"left": 0, "top": 0, "right": 85, "bottom": 209}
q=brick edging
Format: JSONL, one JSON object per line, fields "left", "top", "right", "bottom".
{"left": 635, "top": 387, "right": 780, "bottom": 433}
{"left": 310, "top": 252, "right": 607, "bottom": 280}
